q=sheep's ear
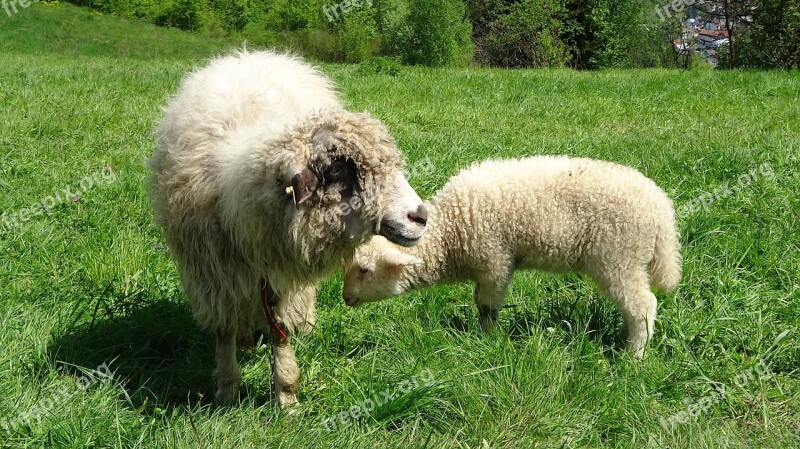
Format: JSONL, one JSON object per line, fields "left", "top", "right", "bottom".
{"left": 312, "top": 128, "right": 337, "bottom": 150}
{"left": 312, "top": 127, "right": 366, "bottom": 189}
{"left": 291, "top": 168, "right": 318, "bottom": 207}
{"left": 380, "top": 249, "right": 423, "bottom": 268}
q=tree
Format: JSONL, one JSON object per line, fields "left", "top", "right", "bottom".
{"left": 741, "top": 0, "right": 800, "bottom": 68}
{"left": 696, "top": 0, "right": 755, "bottom": 68}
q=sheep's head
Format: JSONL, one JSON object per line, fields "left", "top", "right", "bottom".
{"left": 283, "top": 111, "right": 428, "bottom": 252}
{"left": 342, "top": 236, "right": 423, "bottom": 307}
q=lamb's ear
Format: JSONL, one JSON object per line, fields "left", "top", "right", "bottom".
{"left": 290, "top": 168, "right": 318, "bottom": 207}
{"left": 380, "top": 248, "right": 423, "bottom": 268}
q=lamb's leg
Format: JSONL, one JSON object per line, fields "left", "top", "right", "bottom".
{"left": 214, "top": 325, "right": 240, "bottom": 404}
{"left": 593, "top": 268, "right": 656, "bottom": 358}
{"left": 474, "top": 278, "right": 510, "bottom": 332}
{"left": 624, "top": 288, "right": 657, "bottom": 358}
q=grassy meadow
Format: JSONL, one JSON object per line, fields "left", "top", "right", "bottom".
{"left": 0, "top": 3, "right": 798, "bottom": 448}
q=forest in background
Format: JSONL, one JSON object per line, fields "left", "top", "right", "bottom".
{"left": 63, "top": 0, "right": 800, "bottom": 69}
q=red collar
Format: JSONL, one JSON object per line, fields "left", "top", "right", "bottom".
{"left": 260, "top": 280, "right": 288, "bottom": 340}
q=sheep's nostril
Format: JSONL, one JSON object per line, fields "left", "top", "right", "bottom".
{"left": 407, "top": 204, "right": 428, "bottom": 226}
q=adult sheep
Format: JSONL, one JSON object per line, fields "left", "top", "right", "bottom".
{"left": 149, "top": 51, "right": 428, "bottom": 407}
{"left": 343, "top": 156, "right": 681, "bottom": 357}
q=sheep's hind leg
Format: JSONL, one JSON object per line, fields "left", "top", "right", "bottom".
{"left": 293, "top": 284, "right": 317, "bottom": 335}
{"left": 474, "top": 279, "right": 510, "bottom": 332}
{"left": 236, "top": 297, "right": 263, "bottom": 349}
{"left": 214, "top": 325, "right": 241, "bottom": 404}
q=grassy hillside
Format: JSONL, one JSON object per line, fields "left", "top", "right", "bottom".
{"left": 0, "top": 3, "right": 798, "bottom": 448}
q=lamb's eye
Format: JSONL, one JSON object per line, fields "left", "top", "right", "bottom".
{"left": 359, "top": 267, "right": 369, "bottom": 274}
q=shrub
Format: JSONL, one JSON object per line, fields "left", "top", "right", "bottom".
{"left": 153, "top": 0, "right": 206, "bottom": 31}
{"left": 478, "top": 0, "right": 571, "bottom": 67}
{"left": 355, "top": 56, "right": 403, "bottom": 75}
{"left": 586, "top": 0, "right": 653, "bottom": 68}
{"left": 374, "top": 0, "right": 411, "bottom": 57}
{"left": 333, "top": 7, "right": 380, "bottom": 62}
{"left": 401, "top": 0, "right": 473, "bottom": 66}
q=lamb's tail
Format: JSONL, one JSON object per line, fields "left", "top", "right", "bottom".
{"left": 649, "top": 202, "right": 682, "bottom": 292}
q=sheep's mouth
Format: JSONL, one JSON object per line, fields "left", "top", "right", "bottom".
{"left": 379, "top": 219, "right": 425, "bottom": 247}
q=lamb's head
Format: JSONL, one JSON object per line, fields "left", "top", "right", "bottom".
{"left": 283, "top": 111, "right": 428, "bottom": 253}
{"left": 342, "top": 236, "right": 423, "bottom": 307}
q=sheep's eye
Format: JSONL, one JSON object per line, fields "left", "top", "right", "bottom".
{"left": 359, "top": 267, "right": 369, "bottom": 274}
{"left": 327, "top": 161, "right": 345, "bottom": 179}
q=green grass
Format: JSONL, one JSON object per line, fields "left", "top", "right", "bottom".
{"left": 1, "top": 3, "right": 798, "bottom": 448}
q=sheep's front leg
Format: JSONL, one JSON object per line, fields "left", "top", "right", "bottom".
{"left": 272, "top": 332, "right": 299, "bottom": 408}
{"left": 474, "top": 278, "right": 510, "bottom": 332}
{"left": 293, "top": 284, "right": 317, "bottom": 335}
{"left": 269, "top": 284, "right": 317, "bottom": 408}
{"left": 214, "top": 325, "right": 240, "bottom": 404}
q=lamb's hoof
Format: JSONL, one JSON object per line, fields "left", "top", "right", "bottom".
{"left": 478, "top": 306, "right": 500, "bottom": 333}
{"left": 283, "top": 402, "right": 300, "bottom": 416}
{"left": 479, "top": 320, "right": 500, "bottom": 334}
{"left": 215, "top": 384, "right": 240, "bottom": 405}
{"left": 626, "top": 342, "right": 646, "bottom": 359}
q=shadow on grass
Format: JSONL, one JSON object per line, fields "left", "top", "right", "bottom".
{"left": 506, "top": 298, "right": 625, "bottom": 352}
{"left": 436, "top": 275, "right": 627, "bottom": 352}
{"left": 46, "top": 288, "right": 226, "bottom": 413}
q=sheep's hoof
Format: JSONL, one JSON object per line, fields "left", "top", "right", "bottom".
{"left": 276, "top": 388, "right": 299, "bottom": 410}
{"left": 295, "top": 320, "right": 315, "bottom": 336}
{"left": 236, "top": 328, "right": 256, "bottom": 349}
{"left": 215, "top": 384, "right": 240, "bottom": 405}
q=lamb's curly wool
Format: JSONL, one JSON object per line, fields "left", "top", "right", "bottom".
{"left": 149, "top": 50, "right": 426, "bottom": 406}
{"left": 343, "top": 156, "right": 682, "bottom": 357}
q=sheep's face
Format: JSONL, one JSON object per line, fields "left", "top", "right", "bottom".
{"left": 373, "top": 171, "right": 429, "bottom": 247}
{"left": 342, "top": 237, "right": 422, "bottom": 307}
{"left": 288, "top": 112, "right": 428, "bottom": 250}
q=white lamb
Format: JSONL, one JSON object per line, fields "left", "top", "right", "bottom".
{"left": 343, "top": 156, "right": 681, "bottom": 357}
